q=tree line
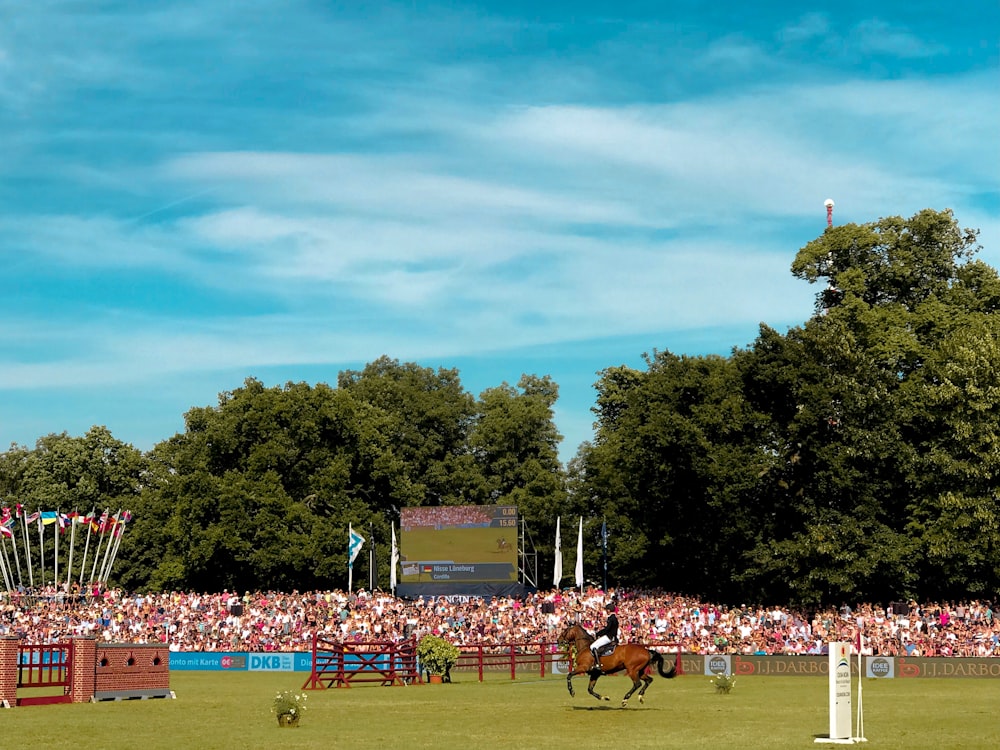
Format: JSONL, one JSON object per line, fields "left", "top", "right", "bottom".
{"left": 1, "top": 209, "right": 997, "bottom": 607}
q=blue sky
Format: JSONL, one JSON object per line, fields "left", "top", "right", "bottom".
{"left": 2, "top": 1, "right": 997, "bottom": 462}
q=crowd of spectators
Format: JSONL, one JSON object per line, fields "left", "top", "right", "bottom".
{"left": 1, "top": 585, "right": 997, "bottom": 657}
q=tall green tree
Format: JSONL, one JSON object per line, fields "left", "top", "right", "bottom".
{"left": 122, "top": 378, "right": 403, "bottom": 591}
{"left": 338, "top": 356, "right": 484, "bottom": 508}
{"left": 741, "top": 209, "right": 997, "bottom": 604}
{"left": 470, "top": 374, "right": 567, "bottom": 585}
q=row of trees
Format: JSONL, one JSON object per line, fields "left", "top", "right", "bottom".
{"left": 2, "top": 209, "right": 997, "bottom": 607}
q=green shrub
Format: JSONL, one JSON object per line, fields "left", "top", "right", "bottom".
{"left": 710, "top": 673, "right": 737, "bottom": 694}
{"left": 417, "top": 634, "right": 460, "bottom": 677}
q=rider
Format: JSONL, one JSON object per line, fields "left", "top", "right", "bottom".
{"left": 590, "top": 601, "right": 619, "bottom": 672}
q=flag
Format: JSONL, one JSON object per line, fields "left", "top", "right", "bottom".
{"left": 552, "top": 516, "right": 563, "bottom": 588}
{"left": 348, "top": 524, "right": 365, "bottom": 567}
{"left": 422, "top": 564, "right": 433, "bottom": 573}
{"left": 58, "top": 513, "right": 72, "bottom": 532}
{"left": 41, "top": 511, "right": 59, "bottom": 525}
{"left": 575, "top": 516, "right": 584, "bottom": 589}
{"left": 601, "top": 517, "right": 608, "bottom": 589}
{"left": 24, "top": 511, "right": 41, "bottom": 524}
{"left": 0, "top": 517, "right": 13, "bottom": 538}
{"left": 390, "top": 523, "right": 399, "bottom": 593}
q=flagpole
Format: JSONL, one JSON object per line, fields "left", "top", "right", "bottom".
{"left": 98, "top": 510, "right": 121, "bottom": 584}
{"left": 66, "top": 511, "right": 77, "bottom": 592}
{"left": 89, "top": 509, "right": 109, "bottom": 585}
{"left": 0, "top": 536, "right": 11, "bottom": 592}
{"left": 20, "top": 509, "right": 33, "bottom": 589}
{"left": 103, "top": 511, "right": 130, "bottom": 586}
{"left": 9, "top": 517, "right": 23, "bottom": 589}
{"left": 54, "top": 509, "right": 60, "bottom": 590}
{"left": 38, "top": 515, "right": 45, "bottom": 589}
{"left": 79, "top": 508, "right": 95, "bottom": 587}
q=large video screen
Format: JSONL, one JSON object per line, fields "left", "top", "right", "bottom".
{"left": 396, "top": 505, "right": 520, "bottom": 598}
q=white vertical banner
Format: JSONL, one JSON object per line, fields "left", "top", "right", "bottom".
{"left": 574, "top": 517, "right": 583, "bottom": 590}
{"left": 390, "top": 523, "right": 399, "bottom": 594}
{"left": 552, "top": 516, "right": 562, "bottom": 588}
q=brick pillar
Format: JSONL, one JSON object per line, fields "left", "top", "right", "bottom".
{"left": 70, "top": 637, "right": 97, "bottom": 704}
{"left": 0, "top": 637, "right": 19, "bottom": 708}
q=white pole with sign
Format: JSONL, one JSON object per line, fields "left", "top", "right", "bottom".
{"left": 815, "top": 642, "right": 864, "bottom": 744}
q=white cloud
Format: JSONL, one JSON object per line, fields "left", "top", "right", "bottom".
{"left": 851, "top": 19, "right": 944, "bottom": 58}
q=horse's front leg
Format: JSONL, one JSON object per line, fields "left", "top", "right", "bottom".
{"left": 587, "top": 675, "right": 609, "bottom": 702}
{"left": 566, "top": 672, "right": 576, "bottom": 697}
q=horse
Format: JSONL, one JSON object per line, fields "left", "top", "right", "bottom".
{"left": 557, "top": 623, "right": 676, "bottom": 708}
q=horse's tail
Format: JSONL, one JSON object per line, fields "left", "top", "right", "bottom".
{"left": 650, "top": 650, "right": 677, "bottom": 679}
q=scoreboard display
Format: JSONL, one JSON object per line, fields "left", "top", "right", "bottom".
{"left": 397, "top": 505, "right": 520, "bottom": 597}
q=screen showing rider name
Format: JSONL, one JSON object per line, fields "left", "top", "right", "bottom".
{"left": 399, "top": 505, "right": 518, "bottom": 584}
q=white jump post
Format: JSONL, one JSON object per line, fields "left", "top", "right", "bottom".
{"left": 815, "top": 641, "right": 867, "bottom": 744}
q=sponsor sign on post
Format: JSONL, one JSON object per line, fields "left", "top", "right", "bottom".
{"left": 814, "top": 642, "right": 853, "bottom": 743}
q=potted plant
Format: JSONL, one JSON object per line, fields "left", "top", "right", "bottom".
{"left": 417, "top": 634, "right": 460, "bottom": 683}
{"left": 272, "top": 689, "right": 307, "bottom": 726}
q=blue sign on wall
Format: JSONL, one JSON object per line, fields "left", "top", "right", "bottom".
{"left": 169, "top": 650, "right": 399, "bottom": 672}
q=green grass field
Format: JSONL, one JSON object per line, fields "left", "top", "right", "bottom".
{"left": 4, "top": 671, "right": 999, "bottom": 750}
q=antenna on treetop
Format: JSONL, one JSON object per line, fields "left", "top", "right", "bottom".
{"left": 824, "top": 198, "right": 835, "bottom": 228}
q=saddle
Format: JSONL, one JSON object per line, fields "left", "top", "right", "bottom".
{"left": 594, "top": 640, "right": 617, "bottom": 659}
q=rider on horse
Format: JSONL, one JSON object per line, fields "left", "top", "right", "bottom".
{"left": 590, "top": 601, "right": 619, "bottom": 671}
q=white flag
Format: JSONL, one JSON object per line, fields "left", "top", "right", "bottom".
{"left": 390, "top": 523, "right": 399, "bottom": 593}
{"left": 552, "top": 516, "right": 563, "bottom": 588}
{"left": 575, "top": 516, "right": 584, "bottom": 590}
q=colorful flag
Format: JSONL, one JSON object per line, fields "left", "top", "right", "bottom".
{"left": 348, "top": 524, "right": 365, "bottom": 566}
{"left": 24, "top": 511, "right": 41, "bottom": 524}
{"left": 422, "top": 564, "right": 433, "bottom": 574}
{"left": 41, "top": 511, "right": 59, "bottom": 525}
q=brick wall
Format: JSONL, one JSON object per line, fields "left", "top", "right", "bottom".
{"left": 70, "top": 638, "right": 96, "bottom": 703}
{"left": 0, "top": 638, "right": 18, "bottom": 707}
{"left": 95, "top": 644, "right": 170, "bottom": 693}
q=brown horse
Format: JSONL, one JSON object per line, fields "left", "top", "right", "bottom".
{"left": 557, "top": 623, "right": 676, "bottom": 708}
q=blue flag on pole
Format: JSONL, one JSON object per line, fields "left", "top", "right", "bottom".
{"left": 348, "top": 524, "right": 365, "bottom": 568}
